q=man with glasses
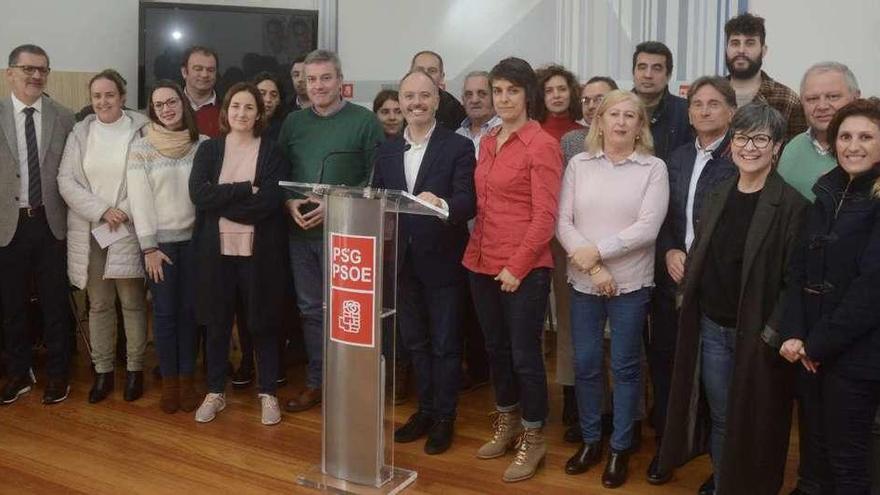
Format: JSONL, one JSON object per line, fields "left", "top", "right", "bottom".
{"left": 650, "top": 76, "right": 738, "bottom": 487}
{"left": 561, "top": 76, "right": 618, "bottom": 164}
{"left": 0, "top": 44, "right": 75, "bottom": 405}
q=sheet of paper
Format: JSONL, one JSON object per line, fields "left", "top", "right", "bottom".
{"left": 91, "top": 222, "right": 132, "bottom": 249}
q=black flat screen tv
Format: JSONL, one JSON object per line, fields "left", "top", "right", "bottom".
{"left": 138, "top": 1, "right": 318, "bottom": 108}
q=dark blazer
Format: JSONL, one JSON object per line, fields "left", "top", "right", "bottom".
{"left": 436, "top": 90, "right": 467, "bottom": 132}
{"left": 782, "top": 165, "right": 880, "bottom": 380}
{"left": 646, "top": 89, "right": 693, "bottom": 162}
{"left": 656, "top": 134, "right": 737, "bottom": 291}
{"left": 372, "top": 125, "right": 476, "bottom": 287}
{"left": 189, "top": 136, "right": 288, "bottom": 329}
{"left": 660, "top": 172, "right": 807, "bottom": 495}
{"left": 0, "top": 95, "right": 75, "bottom": 245}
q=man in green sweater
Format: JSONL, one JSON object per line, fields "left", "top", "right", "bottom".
{"left": 778, "top": 62, "right": 860, "bottom": 201}
{"left": 279, "top": 49, "right": 384, "bottom": 413}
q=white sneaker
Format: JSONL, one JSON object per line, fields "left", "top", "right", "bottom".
{"left": 259, "top": 393, "right": 282, "bottom": 426}
{"left": 195, "top": 393, "right": 226, "bottom": 423}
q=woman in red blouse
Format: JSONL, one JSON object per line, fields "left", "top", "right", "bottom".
{"left": 463, "top": 57, "right": 563, "bottom": 483}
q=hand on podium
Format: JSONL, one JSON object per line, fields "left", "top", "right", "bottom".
{"left": 287, "top": 198, "right": 325, "bottom": 230}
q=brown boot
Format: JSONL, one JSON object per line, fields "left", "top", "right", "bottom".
{"left": 160, "top": 376, "right": 180, "bottom": 414}
{"left": 502, "top": 427, "right": 546, "bottom": 483}
{"left": 179, "top": 374, "right": 199, "bottom": 412}
{"left": 476, "top": 410, "right": 523, "bottom": 459}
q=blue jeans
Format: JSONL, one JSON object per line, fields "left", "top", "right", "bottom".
{"left": 147, "top": 241, "right": 197, "bottom": 377}
{"left": 469, "top": 268, "right": 551, "bottom": 426}
{"left": 570, "top": 287, "right": 650, "bottom": 451}
{"left": 289, "top": 237, "right": 324, "bottom": 389}
{"left": 397, "top": 258, "right": 464, "bottom": 419}
{"left": 700, "top": 315, "right": 738, "bottom": 488}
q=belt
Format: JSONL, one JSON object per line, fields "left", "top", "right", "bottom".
{"left": 19, "top": 205, "right": 45, "bottom": 218}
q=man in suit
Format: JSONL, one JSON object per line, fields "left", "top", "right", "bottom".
{"left": 373, "top": 68, "right": 476, "bottom": 455}
{"left": 0, "top": 44, "right": 75, "bottom": 405}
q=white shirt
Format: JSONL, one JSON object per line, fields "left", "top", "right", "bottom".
{"left": 456, "top": 115, "right": 501, "bottom": 159}
{"left": 184, "top": 88, "right": 216, "bottom": 111}
{"left": 403, "top": 121, "right": 437, "bottom": 193}
{"left": 83, "top": 114, "right": 133, "bottom": 207}
{"left": 684, "top": 135, "right": 725, "bottom": 251}
{"left": 11, "top": 93, "right": 43, "bottom": 207}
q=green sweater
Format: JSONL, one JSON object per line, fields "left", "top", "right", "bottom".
{"left": 777, "top": 131, "right": 836, "bottom": 202}
{"left": 278, "top": 102, "right": 384, "bottom": 239}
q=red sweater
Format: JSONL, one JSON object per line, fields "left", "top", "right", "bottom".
{"left": 462, "top": 121, "right": 562, "bottom": 280}
{"left": 195, "top": 104, "right": 221, "bottom": 138}
{"left": 541, "top": 113, "right": 583, "bottom": 142}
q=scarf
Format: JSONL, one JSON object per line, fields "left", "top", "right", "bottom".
{"left": 146, "top": 122, "right": 195, "bottom": 159}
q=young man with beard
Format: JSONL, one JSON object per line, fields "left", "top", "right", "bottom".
{"left": 724, "top": 13, "right": 807, "bottom": 141}
{"left": 287, "top": 55, "right": 311, "bottom": 113}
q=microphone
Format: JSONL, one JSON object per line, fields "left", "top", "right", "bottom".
{"left": 302, "top": 144, "right": 382, "bottom": 215}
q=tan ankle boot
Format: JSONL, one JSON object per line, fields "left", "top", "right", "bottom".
{"left": 179, "top": 374, "right": 199, "bottom": 412}
{"left": 160, "top": 376, "right": 180, "bottom": 414}
{"left": 476, "top": 410, "right": 523, "bottom": 459}
{"left": 503, "top": 427, "right": 546, "bottom": 483}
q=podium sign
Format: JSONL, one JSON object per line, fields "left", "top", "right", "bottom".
{"left": 330, "top": 233, "right": 377, "bottom": 348}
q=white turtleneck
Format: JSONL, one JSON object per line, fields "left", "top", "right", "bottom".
{"left": 83, "top": 112, "right": 133, "bottom": 207}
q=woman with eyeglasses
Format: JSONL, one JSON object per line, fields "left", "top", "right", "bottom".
{"left": 659, "top": 102, "right": 807, "bottom": 495}
{"left": 126, "top": 80, "right": 206, "bottom": 414}
{"left": 58, "top": 69, "right": 149, "bottom": 404}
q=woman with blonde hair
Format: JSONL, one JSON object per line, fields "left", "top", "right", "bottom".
{"left": 557, "top": 89, "right": 668, "bottom": 488}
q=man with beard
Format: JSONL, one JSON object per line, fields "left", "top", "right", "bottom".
{"left": 373, "top": 68, "right": 476, "bottom": 455}
{"left": 724, "top": 13, "right": 806, "bottom": 142}
{"left": 411, "top": 50, "right": 466, "bottom": 131}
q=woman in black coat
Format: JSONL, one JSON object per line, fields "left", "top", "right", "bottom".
{"left": 188, "top": 82, "right": 287, "bottom": 425}
{"left": 781, "top": 98, "right": 880, "bottom": 494}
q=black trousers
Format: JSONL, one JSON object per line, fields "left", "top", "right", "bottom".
{"left": 795, "top": 367, "right": 835, "bottom": 494}
{"left": 823, "top": 368, "right": 880, "bottom": 494}
{"left": 0, "top": 211, "right": 71, "bottom": 380}
{"left": 645, "top": 288, "right": 677, "bottom": 437}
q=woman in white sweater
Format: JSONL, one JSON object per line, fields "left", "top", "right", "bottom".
{"left": 126, "top": 80, "right": 206, "bottom": 414}
{"left": 58, "top": 69, "right": 148, "bottom": 404}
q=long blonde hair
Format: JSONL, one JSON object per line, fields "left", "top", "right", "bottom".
{"left": 584, "top": 89, "right": 654, "bottom": 155}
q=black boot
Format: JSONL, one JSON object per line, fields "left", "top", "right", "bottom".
{"left": 123, "top": 371, "right": 144, "bottom": 402}
{"left": 89, "top": 371, "right": 114, "bottom": 404}
{"left": 601, "top": 450, "right": 630, "bottom": 488}
{"left": 698, "top": 474, "right": 715, "bottom": 495}
{"left": 562, "top": 385, "right": 578, "bottom": 426}
{"left": 565, "top": 442, "right": 602, "bottom": 475}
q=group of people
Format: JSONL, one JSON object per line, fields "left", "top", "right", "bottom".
{"left": 0, "top": 11, "right": 878, "bottom": 494}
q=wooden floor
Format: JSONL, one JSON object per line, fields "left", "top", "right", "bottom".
{"left": 0, "top": 340, "right": 799, "bottom": 494}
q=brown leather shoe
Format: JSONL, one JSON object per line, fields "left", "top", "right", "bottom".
{"left": 160, "top": 376, "right": 180, "bottom": 414}
{"left": 285, "top": 386, "right": 321, "bottom": 412}
{"left": 179, "top": 374, "right": 199, "bottom": 412}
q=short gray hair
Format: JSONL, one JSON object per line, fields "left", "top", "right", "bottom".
{"left": 800, "top": 61, "right": 859, "bottom": 95}
{"left": 731, "top": 102, "right": 786, "bottom": 143}
{"left": 304, "top": 49, "right": 343, "bottom": 79}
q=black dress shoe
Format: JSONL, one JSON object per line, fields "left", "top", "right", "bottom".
{"left": 565, "top": 442, "right": 602, "bottom": 475}
{"left": 699, "top": 474, "right": 715, "bottom": 495}
{"left": 89, "top": 371, "right": 115, "bottom": 404}
{"left": 601, "top": 450, "right": 630, "bottom": 489}
{"left": 394, "top": 412, "right": 433, "bottom": 443}
{"left": 1, "top": 374, "right": 34, "bottom": 405}
{"left": 563, "top": 424, "right": 582, "bottom": 443}
{"left": 42, "top": 379, "right": 70, "bottom": 405}
{"left": 124, "top": 371, "right": 144, "bottom": 402}
{"left": 646, "top": 455, "right": 672, "bottom": 485}
{"left": 424, "top": 418, "right": 454, "bottom": 455}
{"left": 231, "top": 367, "right": 254, "bottom": 389}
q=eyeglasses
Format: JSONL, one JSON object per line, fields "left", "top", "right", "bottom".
{"left": 152, "top": 97, "right": 181, "bottom": 111}
{"left": 581, "top": 96, "right": 605, "bottom": 105}
{"left": 732, "top": 133, "right": 773, "bottom": 149}
{"left": 11, "top": 65, "right": 50, "bottom": 76}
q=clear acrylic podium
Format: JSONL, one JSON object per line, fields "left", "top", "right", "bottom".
{"left": 280, "top": 181, "right": 447, "bottom": 494}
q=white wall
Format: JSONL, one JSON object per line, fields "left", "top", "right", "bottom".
{"left": 749, "top": 0, "right": 880, "bottom": 97}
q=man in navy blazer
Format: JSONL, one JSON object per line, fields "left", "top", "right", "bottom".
{"left": 372, "top": 68, "right": 476, "bottom": 455}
